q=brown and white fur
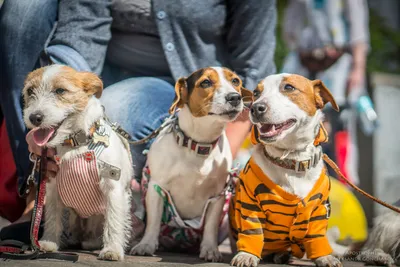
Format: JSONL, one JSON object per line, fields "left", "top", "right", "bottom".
{"left": 130, "top": 67, "right": 252, "bottom": 261}
{"left": 22, "top": 65, "right": 133, "bottom": 261}
{"left": 230, "top": 74, "right": 342, "bottom": 267}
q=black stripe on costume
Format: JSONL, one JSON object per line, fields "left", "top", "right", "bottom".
{"left": 237, "top": 200, "right": 262, "bottom": 212}
{"left": 264, "top": 229, "right": 289, "bottom": 235}
{"left": 294, "top": 214, "right": 327, "bottom": 225}
{"left": 293, "top": 219, "right": 309, "bottom": 225}
{"left": 254, "top": 184, "right": 274, "bottom": 196}
{"left": 239, "top": 179, "right": 258, "bottom": 202}
{"left": 241, "top": 228, "right": 264, "bottom": 235}
{"left": 265, "top": 218, "right": 289, "bottom": 228}
{"left": 264, "top": 237, "right": 290, "bottom": 242}
{"left": 266, "top": 210, "right": 296, "bottom": 216}
{"left": 292, "top": 228, "right": 308, "bottom": 231}
{"left": 236, "top": 209, "right": 266, "bottom": 223}
{"left": 309, "top": 215, "right": 327, "bottom": 222}
{"left": 308, "top": 193, "right": 323, "bottom": 202}
{"left": 305, "top": 234, "right": 325, "bottom": 238}
{"left": 260, "top": 199, "right": 297, "bottom": 207}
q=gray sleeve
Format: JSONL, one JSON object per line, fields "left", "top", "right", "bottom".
{"left": 283, "top": 0, "right": 307, "bottom": 49}
{"left": 225, "top": 0, "right": 277, "bottom": 90}
{"left": 345, "top": 0, "right": 370, "bottom": 45}
{"left": 47, "top": 0, "right": 112, "bottom": 74}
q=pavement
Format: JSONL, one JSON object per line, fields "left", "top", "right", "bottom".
{"left": 0, "top": 240, "right": 376, "bottom": 267}
{"left": 0, "top": 252, "right": 369, "bottom": 267}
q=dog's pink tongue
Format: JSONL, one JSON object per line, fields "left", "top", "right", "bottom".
{"left": 31, "top": 127, "right": 55, "bottom": 147}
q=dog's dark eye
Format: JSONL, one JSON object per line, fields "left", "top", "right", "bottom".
{"left": 284, "top": 84, "right": 295, "bottom": 91}
{"left": 27, "top": 88, "right": 34, "bottom": 97}
{"left": 55, "top": 88, "right": 66, "bottom": 95}
{"left": 200, "top": 79, "right": 212, "bottom": 89}
{"left": 253, "top": 89, "right": 261, "bottom": 98}
{"left": 232, "top": 78, "right": 240, "bottom": 86}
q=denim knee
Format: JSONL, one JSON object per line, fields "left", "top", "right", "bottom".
{"left": 101, "top": 77, "right": 175, "bottom": 179}
{"left": 0, "top": 0, "right": 57, "bottom": 51}
{"left": 101, "top": 77, "right": 175, "bottom": 139}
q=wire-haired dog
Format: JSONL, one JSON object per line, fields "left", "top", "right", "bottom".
{"left": 23, "top": 65, "right": 133, "bottom": 261}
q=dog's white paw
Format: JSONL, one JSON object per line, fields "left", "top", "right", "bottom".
{"left": 314, "top": 255, "right": 342, "bottom": 267}
{"left": 273, "top": 251, "right": 291, "bottom": 264}
{"left": 199, "top": 243, "right": 223, "bottom": 262}
{"left": 39, "top": 240, "right": 59, "bottom": 252}
{"left": 129, "top": 240, "right": 158, "bottom": 256}
{"left": 98, "top": 246, "right": 124, "bottom": 261}
{"left": 231, "top": 252, "right": 260, "bottom": 267}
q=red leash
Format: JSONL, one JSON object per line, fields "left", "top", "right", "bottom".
{"left": 323, "top": 154, "right": 400, "bottom": 214}
{"left": 0, "top": 148, "right": 78, "bottom": 261}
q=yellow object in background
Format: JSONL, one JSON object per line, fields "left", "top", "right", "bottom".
{"left": 328, "top": 178, "right": 368, "bottom": 243}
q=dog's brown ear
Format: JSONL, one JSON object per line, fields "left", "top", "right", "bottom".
{"left": 240, "top": 87, "right": 253, "bottom": 101}
{"left": 169, "top": 77, "right": 188, "bottom": 114}
{"left": 240, "top": 87, "right": 253, "bottom": 109}
{"left": 80, "top": 72, "right": 103, "bottom": 99}
{"left": 312, "top": 80, "right": 339, "bottom": 112}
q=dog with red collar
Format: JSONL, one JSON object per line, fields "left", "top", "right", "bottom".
{"left": 130, "top": 67, "right": 252, "bottom": 261}
{"left": 22, "top": 65, "right": 134, "bottom": 261}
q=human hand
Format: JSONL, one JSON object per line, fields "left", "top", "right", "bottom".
{"left": 226, "top": 110, "right": 251, "bottom": 159}
{"left": 26, "top": 130, "right": 59, "bottom": 178}
{"left": 347, "top": 66, "right": 365, "bottom": 92}
{"left": 323, "top": 46, "right": 341, "bottom": 58}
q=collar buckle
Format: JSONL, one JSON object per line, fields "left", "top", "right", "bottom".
{"left": 176, "top": 131, "right": 185, "bottom": 146}
{"left": 194, "top": 143, "right": 213, "bottom": 156}
{"left": 72, "top": 130, "right": 89, "bottom": 146}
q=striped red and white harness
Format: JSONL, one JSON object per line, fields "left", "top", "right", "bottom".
{"left": 54, "top": 119, "right": 116, "bottom": 218}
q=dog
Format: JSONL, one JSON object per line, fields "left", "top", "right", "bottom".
{"left": 229, "top": 74, "right": 342, "bottom": 267}
{"left": 129, "top": 67, "right": 252, "bottom": 261}
{"left": 22, "top": 65, "right": 133, "bottom": 261}
{"left": 336, "top": 199, "right": 400, "bottom": 266}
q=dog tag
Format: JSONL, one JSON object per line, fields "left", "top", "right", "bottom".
{"left": 98, "top": 160, "right": 121, "bottom": 181}
{"left": 93, "top": 132, "right": 110, "bottom": 147}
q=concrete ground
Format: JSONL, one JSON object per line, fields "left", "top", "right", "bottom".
{"left": 0, "top": 241, "right": 376, "bottom": 267}
{"left": 0, "top": 251, "right": 370, "bottom": 267}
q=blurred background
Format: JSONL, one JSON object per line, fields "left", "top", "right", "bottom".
{"left": 234, "top": 0, "right": 400, "bottom": 244}
{"left": 0, "top": 0, "right": 399, "bottom": 248}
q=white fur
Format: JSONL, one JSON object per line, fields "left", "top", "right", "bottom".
{"left": 23, "top": 66, "right": 133, "bottom": 261}
{"left": 130, "top": 67, "right": 243, "bottom": 261}
{"left": 231, "top": 74, "right": 341, "bottom": 267}
{"left": 251, "top": 74, "right": 325, "bottom": 198}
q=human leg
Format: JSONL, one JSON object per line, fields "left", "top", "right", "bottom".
{"left": 100, "top": 77, "right": 175, "bottom": 179}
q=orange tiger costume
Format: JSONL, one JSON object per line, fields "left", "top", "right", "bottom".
{"left": 229, "top": 125, "right": 332, "bottom": 260}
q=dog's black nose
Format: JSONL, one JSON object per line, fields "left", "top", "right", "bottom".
{"left": 225, "top": 93, "right": 241, "bottom": 107}
{"left": 29, "top": 112, "right": 44, "bottom": 126}
{"left": 251, "top": 103, "right": 267, "bottom": 117}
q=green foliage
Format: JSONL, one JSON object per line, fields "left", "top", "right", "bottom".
{"left": 367, "top": 9, "right": 400, "bottom": 74}
{"left": 274, "top": 1, "right": 400, "bottom": 74}
{"left": 274, "top": 0, "right": 290, "bottom": 72}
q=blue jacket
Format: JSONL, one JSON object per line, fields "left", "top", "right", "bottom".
{"left": 44, "top": 0, "right": 277, "bottom": 90}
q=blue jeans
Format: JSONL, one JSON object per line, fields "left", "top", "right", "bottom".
{"left": 101, "top": 77, "right": 175, "bottom": 179}
{"left": 0, "top": 0, "right": 175, "bottom": 186}
{"left": 0, "top": 0, "right": 58, "bottom": 184}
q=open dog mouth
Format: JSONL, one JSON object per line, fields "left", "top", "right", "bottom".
{"left": 257, "top": 119, "right": 296, "bottom": 139}
{"left": 31, "top": 123, "right": 63, "bottom": 147}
